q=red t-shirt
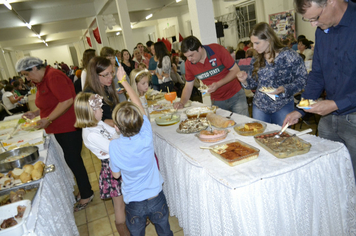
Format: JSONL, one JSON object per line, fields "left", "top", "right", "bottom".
{"left": 35, "top": 66, "right": 77, "bottom": 134}
{"left": 185, "top": 44, "right": 242, "bottom": 101}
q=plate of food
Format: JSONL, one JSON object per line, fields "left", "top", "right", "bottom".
{"left": 296, "top": 98, "right": 317, "bottom": 110}
{"left": 195, "top": 129, "right": 229, "bottom": 143}
{"left": 234, "top": 121, "right": 267, "bottom": 136}
{"left": 259, "top": 86, "right": 276, "bottom": 94}
{"left": 176, "top": 117, "right": 209, "bottom": 134}
{"left": 154, "top": 114, "right": 180, "bottom": 126}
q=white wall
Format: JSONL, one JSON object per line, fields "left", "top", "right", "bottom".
{"left": 30, "top": 45, "right": 73, "bottom": 67}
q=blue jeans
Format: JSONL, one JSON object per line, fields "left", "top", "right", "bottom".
{"left": 125, "top": 191, "right": 173, "bottom": 236}
{"left": 213, "top": 89, "right": 249, "bottom": 116}
{"left": 318, "top": 112, "right": 356, "bottom": 182}
{"left": 253, "top": 100, "right": 294, "bottom": 126}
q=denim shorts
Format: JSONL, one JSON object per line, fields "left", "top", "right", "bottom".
{"left": 125, "top": 190, "right": 173, "bottom": 236}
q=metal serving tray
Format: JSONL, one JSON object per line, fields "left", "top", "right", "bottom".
{"left": 0, "top": 182, "right": 40, "bottom": 206}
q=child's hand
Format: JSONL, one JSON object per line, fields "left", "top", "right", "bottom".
{"left": 116, "top": 65, "right": 127, "bottom": 82}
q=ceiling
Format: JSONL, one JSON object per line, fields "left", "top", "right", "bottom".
{"left": 0, "top": 0, "right": 189, "bottom": 52}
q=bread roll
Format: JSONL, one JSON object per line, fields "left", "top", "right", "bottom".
{"left": 34, "top": 161, "right": 45, "bottom": 171}
{"left": 23, "top": 164, "right": 34, "bottom": 174}
{"left": 20, "top": 172, "right": 31, "bottom": 183}
{"left": 12, "top": 168, "right": 24, "bottom": 179}
{"left": 206, "top": 113, "right": 235, "bottom": 128}
{"left": 31, "top": 169, "right": 43, "bottom": 180}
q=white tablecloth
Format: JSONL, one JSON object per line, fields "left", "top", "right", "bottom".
{"left": 25, "top": 135, "right": 78, "bottom": 236}
{"left": 152, "top": 103, "right": 356, "bottom": 236}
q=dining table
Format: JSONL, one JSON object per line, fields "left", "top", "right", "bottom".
{"left": 152, "top": 101, "right": 356, "bottom": 236}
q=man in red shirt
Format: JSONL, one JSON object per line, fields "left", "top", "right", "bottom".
{"left": 174, "top": 36, "right": 248, "bottom": 116}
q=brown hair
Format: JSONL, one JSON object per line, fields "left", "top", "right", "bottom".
{"left": 294, "top": 0, "right": 327, "bottom": 14}
{"left": 74, "top": 92, "right": 99, "bottom": 128}
{"left": 84, "top": 56, "right": 120, "bottom": 107}
{"left": 112, "top": 101, "right": 144, "bottom": 137}
{"left": 82, "top": 49, "right": 96, "bottom": 70}
{"left": 154, "top": 41, "right": 170, "bottom": 69}
{"left": 250, "top": 22, "right": 285, "bottom": 79}
{"left": 100, "top": 46, "right": 115, "bottom": 57}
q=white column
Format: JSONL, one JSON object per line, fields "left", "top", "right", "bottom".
{"left": 96, "top": 16, "right": 110, "bottom": 47}
{"left": 187, "top": 0, "right": 217, "bottom": 45}
{"left": 115, "top": 0, "right": 135, "bottom": 51}
{"left": 0, "top": 50, "right": 11, "bottom": 79}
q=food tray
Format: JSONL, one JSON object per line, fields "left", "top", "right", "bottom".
{"left": 208, "top": 139, "right": 260, "bottom": 166}
{"left": 0, "top": 164, "right": 55, "bottom": 193}
{"left": 1, "top": 130, "right": 44, "bottom": 151}
{"left": 0, "top": 182, "right": 40, "bottom": 206}
{"left": 0, "top": 146, "right": 39, "bottom": 173}
{"left": 195, "top": 129, "right": 229, "bottom": 143}
{"left": 155, "top": 115, "right": 180, "bottom": 126}
{"left": 0, "top": 200, "right": 31, "bottom": 236}
{"left": 234, "top": 121, "right": 267, "bottom": 136}
{"left": 185, "top": 106, "right": 217, "bottom": 118}
{"left": 254, "top": 130, "right": 311, "bottom": 158}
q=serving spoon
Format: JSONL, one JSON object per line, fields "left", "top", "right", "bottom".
{"left": 274, "top": 122, "right": 289, "bottom": 138}
{"left": 278, "top": 128, "right": 313, "bottom": 145}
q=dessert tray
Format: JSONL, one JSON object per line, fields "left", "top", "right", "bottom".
{"left": 207, "top": 139, "right": 260, "bottom": 166}
{"left": 185, "top": 106, "right": 217, "bottom": 119}
{"left": 234, "top": 121, "right": 267, "bottom": 136}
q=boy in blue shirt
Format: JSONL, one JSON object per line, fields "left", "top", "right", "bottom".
{"left": 109, "top": 66, "right": 173, "bottom": 236}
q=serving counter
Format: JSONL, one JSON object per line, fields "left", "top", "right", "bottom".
{"left": 152, "top": 102, "right": 356, "bottom": 236}
{"left": 0, "top": 114, "right": 78, "bottom": 236}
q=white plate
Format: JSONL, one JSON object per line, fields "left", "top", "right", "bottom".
{"left": 259, "top": 88, "right": 276, "bottom": 94}
{"left": 296, "top": 105, "right": 312, "bottom": 110}
{"left": 0, "top": 199, "right": 31, "bottom": 236}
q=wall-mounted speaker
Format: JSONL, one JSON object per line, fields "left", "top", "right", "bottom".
{"left": 215, "top": 22, "right": 224, "bottom": 38}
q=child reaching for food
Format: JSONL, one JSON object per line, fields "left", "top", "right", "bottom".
{"left": 73, "top": 92, "right": 129, "bottom": 236}
{"left": 109, "top": 66, "right": 172, "bottom": 236}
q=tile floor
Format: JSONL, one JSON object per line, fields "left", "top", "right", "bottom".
{"left": 74, "top": 110, "right": 319, "bottom": 236}
{"left": 74, "top": 145, "right": 184, "bottom": 236}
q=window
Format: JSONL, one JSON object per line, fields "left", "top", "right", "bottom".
{"left": 235, "top": 2, "right": 256, "bottom": 39}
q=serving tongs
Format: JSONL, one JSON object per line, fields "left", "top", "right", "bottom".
{"left": 278, "top": 128, "right": 313, "bottom": 145}
{"left": 274, "top": 122, "right": 289, "bottom": 138}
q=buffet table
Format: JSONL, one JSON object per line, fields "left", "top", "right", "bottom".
{"left": 25, "top": 135, "right": 78, "bottom": 236}
{"left": 152, "top": 102, "right": 356, "bottom": 236}
{"left": 0, "top": 115, "right": 78, "bottom": 236}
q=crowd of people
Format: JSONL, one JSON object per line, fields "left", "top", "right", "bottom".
{"left": 3, "top": 0, "right": 355, "bottom": 234}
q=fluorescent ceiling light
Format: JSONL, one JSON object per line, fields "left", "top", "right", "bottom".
{"left": 116, "top": 32, "right": 120, "bottom": 35}
{"left": 145, "top": 14, "right": 153, "bottom": 20}
{"left": 176, "top": 0, "right": 182, "bottom": 2}
{"left": 42, "top": 40, "right": 46, "bottom": 43}
{"left": 37, "top": 34, "right": 41, "bottom": 39}
{"left": 45, "top": 43, "right": 48, "bottom": 46}
{"left": 4, "top": 1, "right": 12, "bottom": 10}
{"left": 25, "top": 23, "right": 31, "bottom": 29}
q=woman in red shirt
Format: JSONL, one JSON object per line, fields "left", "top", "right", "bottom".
{"left": 16, "top": 57, "right": 94, "bottom": 212}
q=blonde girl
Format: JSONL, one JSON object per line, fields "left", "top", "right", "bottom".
{"left": 74, "top": 92, "right": 129, "bottom": 236}
{"left": 129, "top": 68, "right": 151, "bottom": 97}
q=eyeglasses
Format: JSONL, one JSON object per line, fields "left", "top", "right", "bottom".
{"left": 302, "top": 5, "right": 325, "bottom": 22}
{"left": 98, "top": 72, "right": 114, "bottom": 78}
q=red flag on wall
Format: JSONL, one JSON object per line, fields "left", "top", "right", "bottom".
{"left": 86, "top": 37, "right": 92, "bottom": 47}
{"left": 179, "top": 33, "right": 184, "bottom": 42}
{"left": 157, "top": 38, "right": 161, "bottom": 42}
{"left": 93, "top": 27, "right": 101, "bottom": 44}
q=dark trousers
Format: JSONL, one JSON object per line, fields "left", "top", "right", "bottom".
{"left": 54, "top": 129, "right": 93, "bottom": 199}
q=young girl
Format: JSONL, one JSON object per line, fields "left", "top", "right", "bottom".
{"left": 130, "top": 68, "right": 151, "bottom": 97}
{"left": 74, "top": 92, "right": 129, "bottom": 236}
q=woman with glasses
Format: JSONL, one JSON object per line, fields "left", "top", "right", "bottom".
{"left": 83, "top": 56, "right": 120, "bottom": 127}
{"left": 236, "top": 22, "right": 307, "bottom": 126}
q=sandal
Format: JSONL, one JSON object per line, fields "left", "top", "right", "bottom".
{"left": 74, "top": 194, "right": 94, "bottom": 212}
{"left": 75, "top": 194, "right": 81, "bottom": 202}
